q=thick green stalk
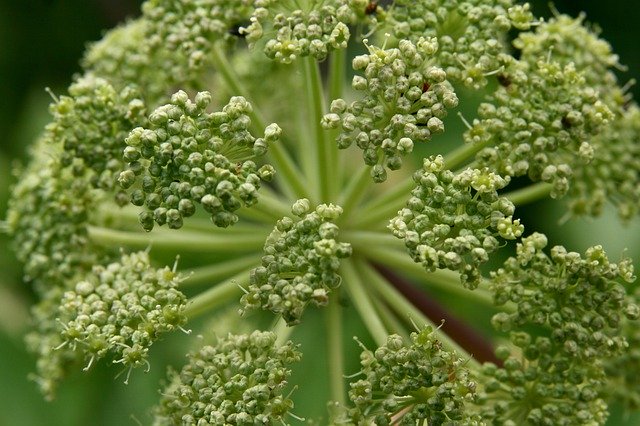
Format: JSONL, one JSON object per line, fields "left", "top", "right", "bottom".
{"left": 302, "top": 56, "right": 333, "bottom": 202}
{"left": 181, "top": 254, "right": 261, "bottom": 288}
{"left": 326, "top": 290, "right": 346, "bottom": 405}
{"left": 210, "top": 43, "right": 307, "bottom": 200}
{"left": 254, "top": 189, "right": 295, "bottom": 220}
{"left": 273, "top": 317, "right": 294, "bottom": 346}
{"left": 354, "top": 179, "right": 413, "bottom": 230}
{"left": 87, "top": 226, "right": 267, "bottom": 253}
{"left": 370, "top": 294, "right": 411, "bottom": 340}
{"left": 338, "top": 165, "right": 372, "bottom": 223}
{"left": 341, "top": 260, "right": 388, "bottom": 346}
{"left": 328, "top": 49, "right": 346, "bottom": 193}
{"left": 505, "top": 182, "right": 553, "bottom": 206}
{"left": 237, "top": 205, "right": 282, "bottom": 224}
{"left": 345, "top": 230, "right": 405, "bottom": 251}
{"left": 184, "top": 269, "right": 250, "bottom": 319}
{"left": 328, "top": 49, "right": 346, "bottom": 104}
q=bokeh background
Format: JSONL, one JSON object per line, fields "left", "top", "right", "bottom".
{"left": 0, "top": 1, "right": 639, "bottom": 424}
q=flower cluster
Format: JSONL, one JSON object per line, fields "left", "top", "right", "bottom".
{"left": 6, "top": 74, "right": 130, "bottom": 404}
{"left": 242, "top": 0, "right": 354, "bottom": 63}
{"left": 46, "top": 76, "right": 146, "bottom": 193}
{"left": 513, "top": 13, "right": 640, "bottom": 219}
{"left": 81, "top": 20, "right": 171, "bottom": 104}
{"left": 389, "top": 155, "right": 523, "bottom": 288}
{"left": 142, "top": 0, "right": 253, "bottom": 79}
{"left": 490, "top": 233, "right": 637, "bottom": 360}
{"left": 346, "top": 327, "right": 477, "bottom": 425}
{"left": 569, "top": 106, "right": 640, "bottom": 219}
{"left": 56, "top": 251, "right": 187, "bottom": 380}
{"left": 322, "top": 37, "right": 458, "bottom": 182}
{"left": 604, "top": 296, "right": 640, "bottom": 411}
{"left": 5, "top": 0, "right": 640, "bottom": 423}
{"left": 390, "top": 0, "right": 534, "bottom": 88}
{"left": 241, "top": 199, "right": 352, "bottom": 325}
{"left": 476, "top": 233, "right": 639, "bottom": 423}
{"left": 154, "top": 331, "right": 300, "bottom": 425}
{"left": 6, "top": 150, "right": 96, "bottom": 292}
{"left": 467, "top": 58, "right": 613, "bottom": 197}
{"left": 118, "top": 90, "right": 279, "bottom": 230}
{"left": 514, "top": 13, "right": 622, "bottom": 107}
{"left": 477, "top": 350, "right": 609, "bottom": 425}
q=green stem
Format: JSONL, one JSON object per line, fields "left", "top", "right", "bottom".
{"left": 273, "top": 317, "right": 294, "bottom": 346}
{"left": 328, "top": 49, "right": 346, "bottom": 195}
{"left": 328, "top": 49, "right": 346, "bottom": 103}
{"left": 254, "top": 190, "right": 294, "bottom": 220}
{"left": 370, "top": 293, "right": 411, "bottom": 341}
{"left": 87, "top": 226, "right": 266, "bottom": 253}
{"left": 210, "top": 43, "right": 307, "bottom": 200}
{"left": 184, "top": 270, "right": 249, "bottom": 319}
{"left": 350, "top": 235, "right": 497, "bottom": 308}
{"left": 237, "top": 205, "right": 281, "bottom": 224}
{"left": 338, "top": 165, "right": 372, "bottom": 223}
{"left": 353, "top": 258, "right": 481, "bottom": 369}
{"left": 326, "top": 289, "right": 345, "bottom": 405}
{"left": 443, "top": 141, "right": 488, "bottom": 171}
{"left": 303, "top": 56, "right": 334, "bottom": 202}
{"left": 345, "top": 230, "right": 405, "bottom": 252}
{"left": 354, "top": 178, "right": 413, "bottom": 230}
{"left": 301, "top": 57, "right": 320, "bottom": 201}
{"left": 505, "top": 182, "right": 553, "bottom": 206}
{"left": 341, "top": 260, "right": 388, "bottom": 346}
{"left": 181, "top": 254, "right": 260, "bottom": 288}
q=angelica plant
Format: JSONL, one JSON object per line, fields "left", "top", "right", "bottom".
{"left": 3, "top": 0, "right": 640, "bottom": 424}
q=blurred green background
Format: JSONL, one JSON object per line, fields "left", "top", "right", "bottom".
{"left": 0, "top": 1, "right": 639, "bottom": 424}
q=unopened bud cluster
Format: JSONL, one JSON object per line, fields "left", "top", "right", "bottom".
{"left": 142, "top": 0, "right": 253, "bottom": 77}
{"left": 47, "top": 75, "right": 146, "bottom": 193}
{"left": 323, "top": 38, "right": 458, "bottom": 182}
{"left": 390, "top": 0, "right": 534, "bottom": 88}
{"left": 6, "top": 151, "right": 96, "bottom": 292}
{"left": 513, "top": 14, "right": 640, "bottom": 220}
{"left": 243, "top": 0, "right": 355, "bottom": 63}
{"left": 154, "top": 331, "right": 300, "bottom": 425}
{"left": 490, "top": 233, "right": 638, "bottom": 359}
{"left": 389, "top": 155, "right": 523, "bottom": 288}
{"left": 477, "top": 233, "right": 639, "bottom": 423}
{"left": 468, "top": 58, "right": 613, "bottom": 197}
{"left": 604, "top": 298, "right": 640, "bottom": 411}
{"left": 241, "top": 199, "right": 352, "bottom": 325}
{"left": 82, "top": 21, "right": 170, "bottom": 104}
{"left": 347, "top": 327, "right": 477, "bottom": 424}
{"left": 119, "top": 90, "right": 279, "bottom": 231}
{"left": 477, "top": 352, "right": 608, "bottom": 425}
{"left": 57, "top": 251, "right": 187, "bottom": 376}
